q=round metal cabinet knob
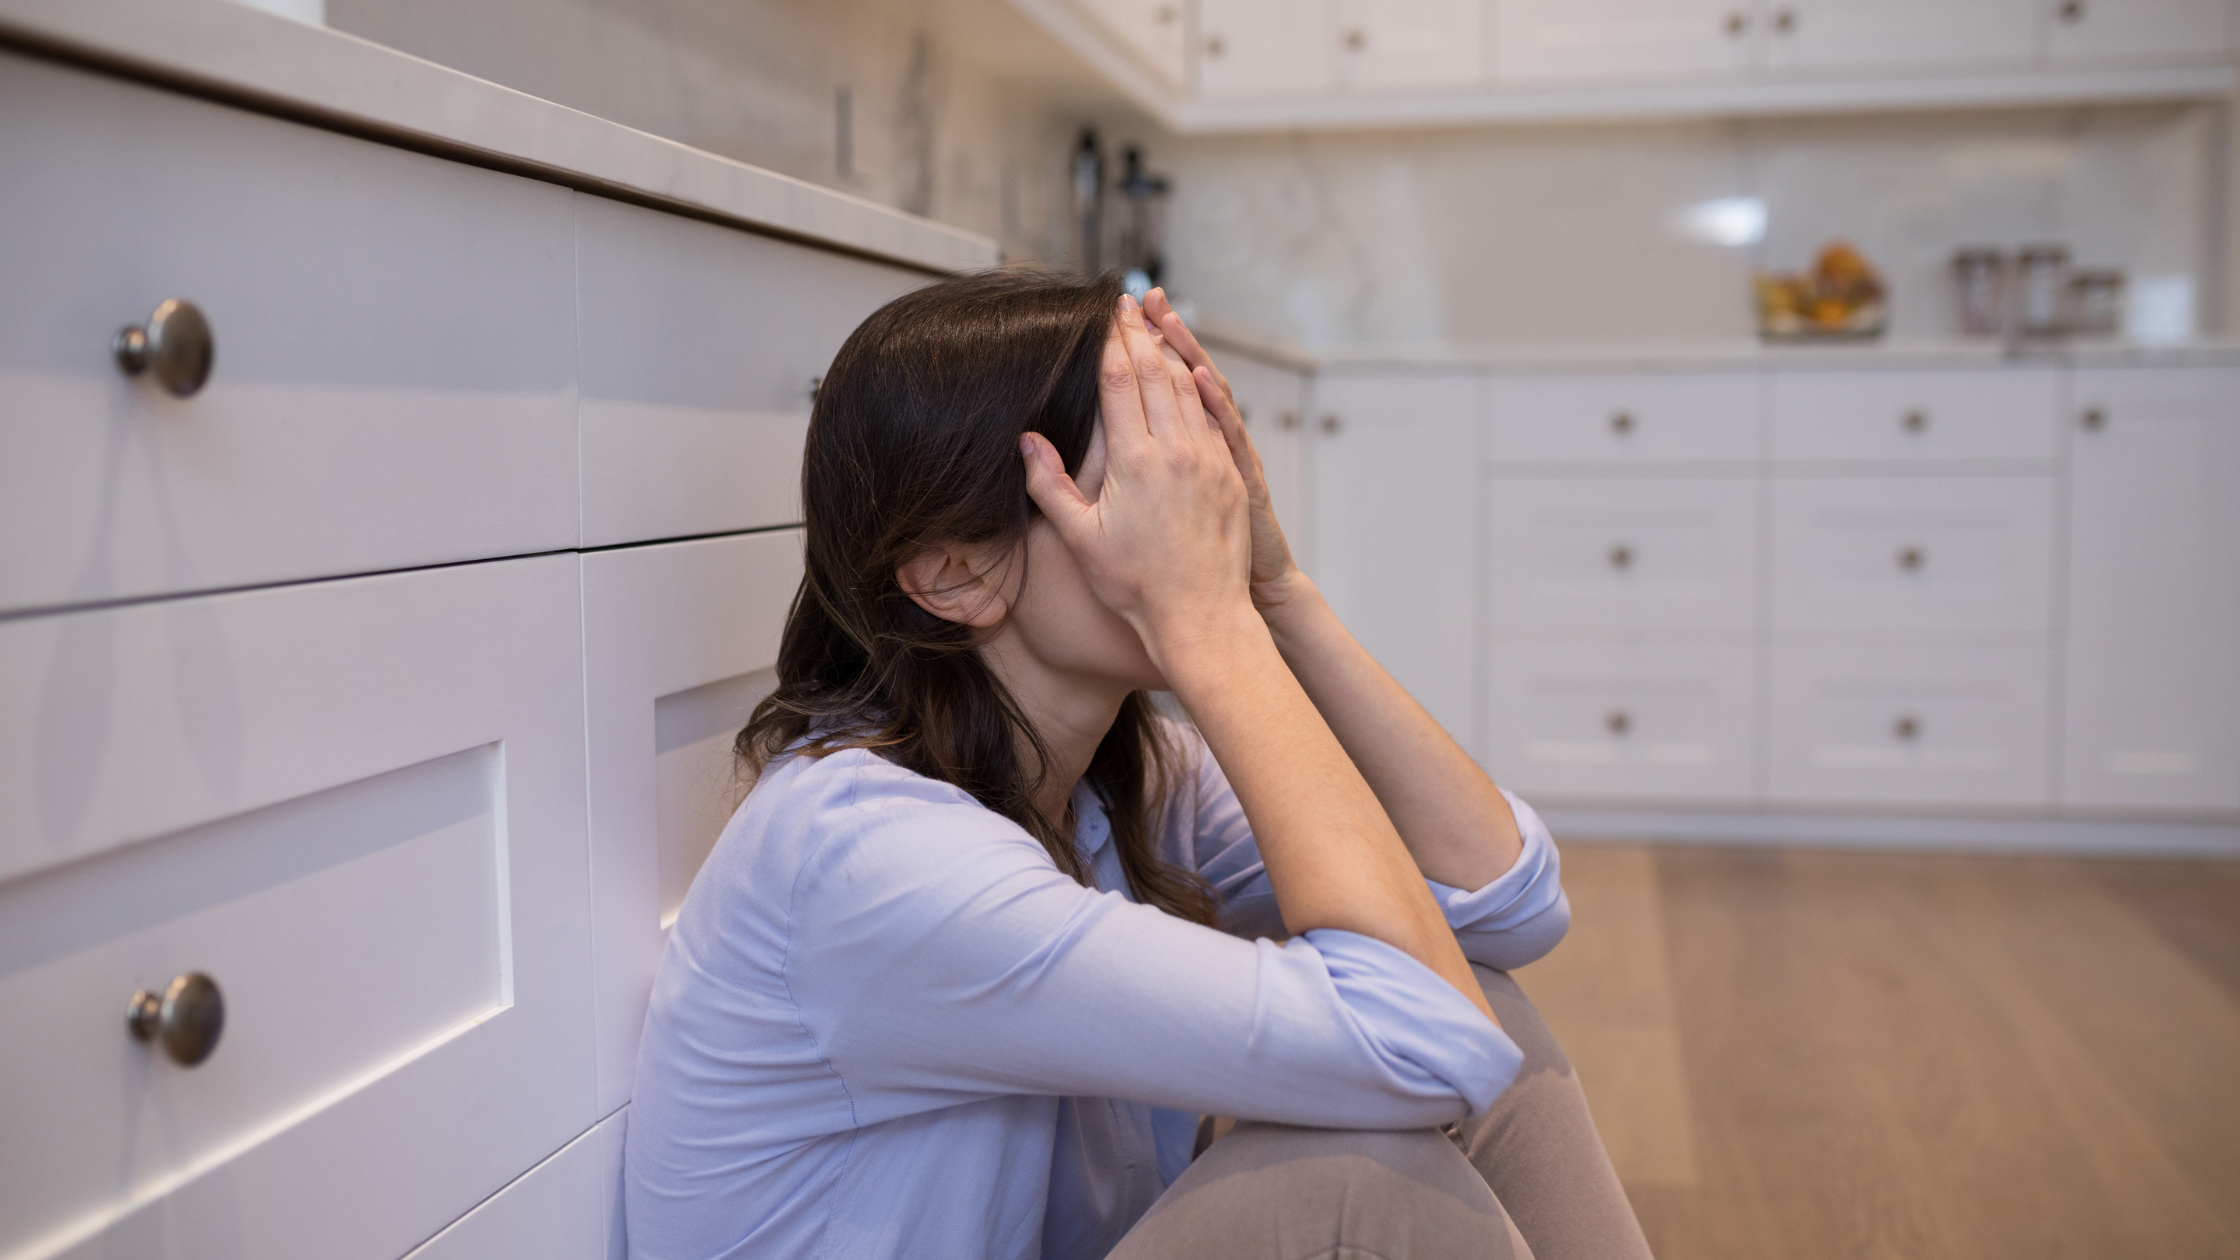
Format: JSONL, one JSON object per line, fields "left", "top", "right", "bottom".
{"left": 1723, "top": 9, "right": 1748, "bottom": 35}
{"left": 1902, "top": 408, "right": 1929, "bottom": 433}
{"left": 2059, "top": 0, "right": 2085, "bottom": 21}
{"left": 1772, "top": 6, "right": 1797, "bottom": 32}
{"left": 1898, "top": 545, "right": 1925, "bottom": 572}
{"left": 1608, "top": 544, "right": 1634, "bottom": 570}
{"left": 1278, "top": 410, "right": 1301, "bottom": 432}
{"left": 113, "top": 299, "right": 216, "bottom": 398}
{"left": 2081, "top": 407, "right": 2106, "bottom": 431}
{"left": 1320, "top": 414, "right": 1342, "bottom": 435}
{"left": 1893, "top": 715, "right": 1921, "bottom": 742}
{"left": 1205, "top": 33, "right": 1227, "bottom": 57}
{"left": 1342, "top": 26, "right": 1367, "bottom": 51}
{"left": 128, "top": 972, "right": 225, "bottom": 1067}
{"left": 1610, "top": 410, "right": 1635, "bottom": 435}
{"left": 1606, "top": 710, "right": 1632, "bottom": 736}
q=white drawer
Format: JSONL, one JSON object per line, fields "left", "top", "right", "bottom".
{"left": 1480, "top": 372, "right": 1759, "bottom": 465}
{"left": 0, "top": 53, "right": 579, "bottom": 615}
{"left": 1770, "top": 476, "right": 2056, "bottom": 637}
{"left": 0, "top": 558, "right": 596, "bottom": 1260}
{"left": 1766, "top": 643, "right": 2052, "bottom": 807}
{"left": 1770, "top": 368, "right": 2062, "bottom": 464}
{"left": 1481, "top": 638, "right": 1758, "bottom": 803}
{"left": 1484, "top": 477, "right": 1758, "bottom": 633}
{"left": 581, "top": 532, "right": 801, "bottom": 1112}
{"left": 406, "top": 1110, "right": 624, "bottom": 1260}
{"left": 575, "top": 196, "right": 924, "bottom": 547}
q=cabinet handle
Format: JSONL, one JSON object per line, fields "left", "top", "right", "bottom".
{"left": 1902, "top": 408, "right": 1928, "bottom": 433}
{"left": 1892, "top": 715, "right": 1921, "bottom": 741}
{"left": 1897, "top": 545, "right": 1925, "bottom": 571}
{"left": 1606, "top": 709, "right": 1632, "bottom": 736}
{"left": 1205, "top": 33, "right": 1227, "bottom": 57}
{"left": 1608, "top": 544, "right": 1633, "bottom": 570}
{"left": 1155, "top": 3, "right": 1177, "bottom": 24}
{"left": 1342, "top": 26, "right": 1367, "bottom": 51}
{"left": 1610, "top": 409, "right": 1635, "bottom": 435}
{"left": 127, "top": 972, "right": 225, "bottom": 1067}
{"left": 2081, "top": 406, "right": 2106, "bottom": 431}
{"left": 1320, "top": 414, "right": 1342, "bottom": 435}
{"left": 1772, "top": 7, "right": 1796, "bottom": 32}
{"left": 2058, "top": 0, "right": 2085, "bottom": 21}
{"left": 1723, "top": 9, "right": 1749, "bottom": 35}
{"left": 1279, "top": 410, "right": 1301, "bottom": 432}
{"left": 113, "top": 298, "right": 215, "bottom": 398}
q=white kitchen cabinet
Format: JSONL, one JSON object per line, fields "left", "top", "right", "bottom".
{"left": 1481, "top": 637, "right": 1759, "bottom": 802}
{"left": 1197, "top": 0, "right": 1334, "bottom": 95}
{"left": 1220, "top": 353, "right": 1312, "bottom": 569}
{"left": 2061, "top": 367, "right": 2240, "bottom": 812}
{"left": 1769, "top": 476, "right": 2057, "bottom": 638}
{"left": 1494, "top": 0, "right": 1760, "bottom": 83}
{"left": 1310, "top": 372, "right": 1479, "bottom": 748}
{"left": 1769, "top": 367, "right": 2063, "bottom": 466}
{"left": 2043, "top": 0, "right": 2233, "bottom": 61}
{"left": 575, "top": 196, "right": 922, "bottom": 548}
{"left": 1481, "top": 371, "right": 1760, "bottom": 466}
{"left": 1763, "top": 0, "right": 2039, "bottom": 71}
{"left": 405, "top": 1114, "right": 615, "bottom": 1260}
{"left": 1090, "top": 0, "right": 1193, "bottom": 85}
{"left": 0, "top": 52, "right": 579, "bottom": 615}
{"left": 0, "top": 557, "right": 596, "bottom": 1260}
{"left": 1484, "top": 476, "right": 1759, "bottom": 633}
{"left": 1335, "top": 0, "right": 1487, "bottom": 90}
{"left": 580, "top": 532, "right": 801, "bottom": 1114}
{"left": 1766, "top": 642, "right": 2053, "bottom": 807}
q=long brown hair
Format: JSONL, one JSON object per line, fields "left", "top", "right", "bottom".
{"left": 736, "top": 269, "right": 1218, "bottom": 926}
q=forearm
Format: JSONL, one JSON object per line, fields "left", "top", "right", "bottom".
{"left": 1157, "top": 609, "right": 1497, "bottom": 1024}
{"left": 1257, "top": 576, "right": 1522, "bottom": 891}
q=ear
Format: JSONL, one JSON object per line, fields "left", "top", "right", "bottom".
{"left": 896, "top": 541, "right": 1015, "bottom": 629}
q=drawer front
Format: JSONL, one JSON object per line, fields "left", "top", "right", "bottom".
{"left": 1481, "top": 638, "right": 1758, "bottom": 803}
{"left": 0, "top": 53, "right": 579, "bottom": 615}
{"left": 576, "top": 196, "right": 925, "bottom": 547}
{"left": 1485, "top": 477, "right": 1758, "bottom": 633}
{"left": 1770, "top": 368, "right": 2062, "bottom": 464}
{"left": 1770, "top": 476, "right": 2055, "bottom": 636}
{"left": 405, "top": 1111, "right": 623, "bottom": 1260}
{"left": 1766, "top": 643, "right": 2052, "bottom": 807}
{"left": 1480, "top": 372, "right": 1759, "bottom": 465}
{"left": 582, "top": 532, "right": 801, "bottom": 1112}
{"left": 0, "top": 558, "right": 595, "bottom": 1260}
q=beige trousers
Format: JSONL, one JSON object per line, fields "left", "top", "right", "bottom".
{"left": 1107, "top": 966, "right": 1654, "bottom": 1260}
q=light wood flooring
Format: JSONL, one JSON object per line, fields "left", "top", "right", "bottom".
{"left": 1513, "top": 843, "right": 2240, "bottom": 1260}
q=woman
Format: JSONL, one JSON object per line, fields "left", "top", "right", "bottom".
{"left": 625, "top": 271, "right": 1650, "bottom": 1260}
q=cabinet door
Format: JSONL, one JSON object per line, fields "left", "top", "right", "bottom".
{"left": 2044, "top": 0, "right": 2232, "bottom": 60}
{"left": 2062, "top": 368, "right": 2240, "bottom": 812}
{"left": 1765, "top": 0, "right": 2038, "bottom": 70}
{"left": 1222, "top": 356, "right": 1312, "bottom": 570}
{"left": 581, "top": 532, "right": 802, "bottom": 1114}
{"left": 575, "top": 195, "right": 922, "bottom": 549}
{"left": 1481, "top": 371, "right": 1760, "bottom": 466}
{"left": 1336, "top": 0, "right": 1486, "bottom": 90}
{"left": 1484, "top": 476, "right": 1759, "bottom": 633}
{"left": 1493, "top": 0, "right": 1759, "bottom": 83}
{"left": 1769, "top": 368, "right": 2062, "bottom": 466}
{"left": 1091, "top": 0, "right": 1193, "bottom": 86}
{"left": 0, "top": 557, "right": 596, "bottom": 1260}
{"left": 1481, "top": 638, "right": 1759, "bottom": 802}
{"left": 1310, "top": 372, "right": 1479, "bottom": 748}
{"left": 1198, "top": 0, "right": 1334, "bottom": 95}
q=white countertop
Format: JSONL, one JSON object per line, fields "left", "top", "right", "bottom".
{"left": 0, "top": 0, "right": 1000, "bottom": 276}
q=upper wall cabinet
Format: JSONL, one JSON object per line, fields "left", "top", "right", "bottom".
{"left": 1761, "top": 0, "right": 2039, "bottom": 72}
{"left": 1093, "top": 0, "right": 1193, "bottom": 86}
{"left": 2043, "top": 0, "right": 2235, "bottom": 61}
{"left": 1197, "top": 0, "right": 1332, "bottom": 96}
{"left": 1496, "top": 0, "right": 1759, "bottom": 84}
{"left": 1336, "top": 0, "right": 1488, "bottom": 90}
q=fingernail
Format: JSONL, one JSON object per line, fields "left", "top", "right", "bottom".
{"left": 1019, "top": 433, "right": 1035, "bottom": 456}
{"left": 1119, "top": 293, "right": 1136, "bottom": 310}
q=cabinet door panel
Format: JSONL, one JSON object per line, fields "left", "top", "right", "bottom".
{"left": 1337, "top": 0, "right": 1486, "bottom": 90}
{"left": 2045, "top": 0, "right": 2232, "bottom": 61}
{"left": 1482, "top": 638, "right": 1759, "bottom": 802}
{"left": 1198, "top": 0, "right": 1333, "bottom": 95}
{"left": 576, "top": 195, "right": 923, "bottom": 548}
{"left": 2062, "top": 368, "right": 2240, "bottom": 812}
{"left": 405, "top": 1112, "right": 620, "bottom": 1260}
{"left": 581, "top": 532, "right": 801, "bottom": 1113}
{"left": 1767, "top": 643, "right": 2052, "bottom": 807}
{"left": 1770, "top": 369, "right": 2061, "bottom": 465}
{"left": 1766, "top": 0, "right": 2038, "bottom": 69}
{"left": 1091, "top": 0, "right": 1192, "bottom": 86}
{"left": 1484, "top": 477, "right": 1758, "bottom": 632}
{"left": 1311, "top": 373, "right": 1478, "bottom": 748}
{"left": 1223, "top": 356, "right": 1312, "bottom": 568}
{"left": 0, "top": 53, "right": 578, "bottom": 615}
{"left": 1770, "top": 476, "right": 2056, "bottom": 637}
{"left": 1481, "top": 372, "right": 1760, "bottom": 465}
{"left": 1494, "top": 0, "right": 1758, "bottom": 82}
{"left": 0, "top": 558, "right": 595, "bottom": 1260}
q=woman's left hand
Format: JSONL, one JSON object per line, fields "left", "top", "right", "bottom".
{"left": 1141, "top": 289, "right": 1309, "bottom": 614}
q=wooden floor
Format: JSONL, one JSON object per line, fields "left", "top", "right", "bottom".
{"left": 1513, "top": 843, "right": 2240, "bottom": 1260}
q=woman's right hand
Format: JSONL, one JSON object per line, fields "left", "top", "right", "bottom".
{"left": 1019, "top": 293, "right": 1256, "bottom": 665}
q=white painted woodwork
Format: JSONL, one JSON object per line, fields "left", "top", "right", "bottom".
{"left": 575, "top": 195, "right": 923, "bottom": 548}
{"left": 1763, "top": 0, "right": 2040, "bottom": 71}
{"left": 1336, "top": 0, "right": 1487, "bottom": 91}
{"left": 0, "top": 557, "right": 596, "bottom": 1260}
{"left": 1484, "top": 476, "right": 1759, "bottom": 633}
{"left": 1196, "top": 0, "right": 1334, "bottom": 95}
{"left": 1309, "top": 372, "right": 1479, "bottom": 749}
{"left": 1481, "top": 637, "right": 1759, "bottom": 802}
{"left": 2043, "top": 0, "right": 2233, "bottom": 61}
{"left": 1493, "top": 0, "right": 1761, "bottom": 83}
{"left": 1220, "top": 354, "right": 1312, "bottom": 569}
{"left": 1769, "top": 368, "right": 2063, "bottom": 465}
{"left": 404, "top": 1110, "right": 624, "bottom": 1260}
{"left": 0, "top": 53, "right": 579, "bottom": 616}
{"left": 1766, "top": 642, "right": 2053, "bottom": 807}
{"left": 1480, "top": 372, "right": 1761, "bottom": 465}
{"left": 1769, "top": 476, "right": 2056, "bottom": 637}
{"left": 1091, "top": 0, "right": 1193, "bottom": 85}
{"left": 580, "top": 532, "right": 801, "bottom": 1114}
{"left": 2062, "top": 367, "right": 2240, "bottom": 811}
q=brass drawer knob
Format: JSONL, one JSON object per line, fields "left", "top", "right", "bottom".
{"left": 1606, "top": 709, "right": 1631, "bottom": 736}
{"left": 1610, "top": 409, "right": 1635, "bottom": 435}
{"left": 1723, "top": 9, "right": 1748, "bottom": 35}
{"left": 1608, "top": 544, "right": 1633, "bottom": 570}
{"left": 1893, "top": 715, "right": 1921, "bottom": 741}
{"left": 127, "top": 972, "right": 225, "bottom": 1067}
{"left": 2081, "top": 407, "right": 2106, "bottom": 431}
{"left": 1898, "top": 545, "right": 1925, "bottom": 571}
{"left": 2059, "top": 0, "right": 2085, "bottom": 21}
{"left": 1320, "top": 414, "right": 1342, "bottom": 435}
{"left": 1279, "top": 410, "right": 1301, "bottom": 432}
{"left": 1902, "top": 408, "right": 1928, "bottom": 433}
{"left": 113, "top": 298, "right": 216, "bottom": 398}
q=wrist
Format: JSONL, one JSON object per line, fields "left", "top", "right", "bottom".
{"left": 1145, "top": 601, "right": 1280, "bottom": 694}
{"left": 1255, "top": 573, "right": 1334, "bottom": 646}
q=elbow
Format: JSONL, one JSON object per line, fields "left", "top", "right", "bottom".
{"left": 1460, "top": 888, "right": 1570, "bottom": 972}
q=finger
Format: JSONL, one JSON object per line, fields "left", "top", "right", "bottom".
{"left": 1020, "top": 432, "right": 1095, "bottom": 537}
{"left": 1113, "top": 294, "right": 1188, "bottom": 441}
{"left": 1096, "top": 306, "right": 1155, "bottom": 457}
{"left": 1151, "top": 302, "right": 1237, "bottom": 412}
{"left": 1198, "top": 365, "right": 1262, "bottom": 486}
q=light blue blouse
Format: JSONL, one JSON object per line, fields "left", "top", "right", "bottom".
{"left": 625, "top": 724, "right": 1571, "bottom": 1260}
